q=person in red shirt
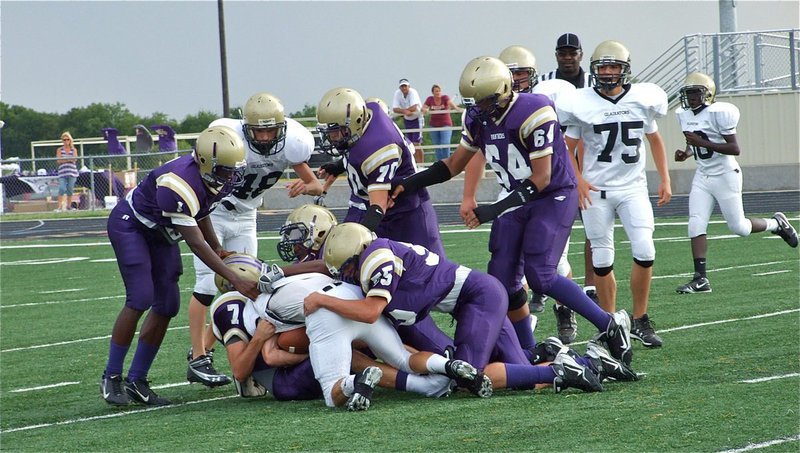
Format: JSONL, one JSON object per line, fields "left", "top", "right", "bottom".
{"left": 422, "top": 84, "right": 462, "bottom": 161}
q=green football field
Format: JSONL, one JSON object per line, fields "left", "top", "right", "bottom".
{"left": 1, "top": 214, "right": 798, "bottom": 451}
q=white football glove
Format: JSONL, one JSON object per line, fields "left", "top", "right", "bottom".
{"left": 313, "top": 193, "right": 327, "bottom": 207}
{"left": 258, "top": 263, "right": 285, "bottom": 294}
{"left": 235, "top": 376, "right": 267, "bottom": 398}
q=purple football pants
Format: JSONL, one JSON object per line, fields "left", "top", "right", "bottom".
{"left": 269, "top": 359, "right": 323, "bottom": 401}
{"left": 107, "top": 201, "right": 183, "bottom": 317}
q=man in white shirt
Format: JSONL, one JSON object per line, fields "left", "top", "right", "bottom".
{"left": 392, "top": 78, "right": 425, "bottom": 163}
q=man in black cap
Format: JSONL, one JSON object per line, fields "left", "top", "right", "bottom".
{"left": 539, "top": 33, "right": 592, "bottom": 89}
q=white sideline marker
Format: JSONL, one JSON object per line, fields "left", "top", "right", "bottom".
{"left": 718, "top": 433, "right": 800, "bottom": 453}
{"left": 739, "top": 373, "right": 800, "bottom": 384}
{"left": 9, "top": 382, "right": 81, "bottom": 393}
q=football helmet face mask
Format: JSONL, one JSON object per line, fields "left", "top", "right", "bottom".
{"left": 679, "top": 72, "right": 716, "bottom": 110}
{"left": 316, "top": 88, "right": 371, "bottom": 157}
{"left": 499, "top": 45, "right": 538, "bottom": 93}
{"left": 322, "top": 223, "right": 376, "bottom": 284}
{"left": 590, "top": 40, "right": 632, "bottom": 91}
{"left": 214, "top": 253, "right": 263, "bottom": 293}
{"left": 459, "top": 56, "right": 514, "bottom": 123}
{"left": 277, "top": 204, "right": 338, "bottom": 262}
{"left": 194, "top": 126, "right": 247, "bottom": 194}
{"left": 243, "top": 93, "right": 287, "bottom": 156}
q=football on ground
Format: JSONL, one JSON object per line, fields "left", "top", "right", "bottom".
{"left": 277, "top": 327, "right": 309, "bottom": 354}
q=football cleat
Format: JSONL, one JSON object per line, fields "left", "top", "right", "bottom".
{"left": 676, "top": 275, "right": 712, "bottom": 294}
{"left": 772, "top": 212, "right": 798, "bottom": 248}
{"left": 553, "top": 304, "right": 577, "bottom": 344}
{"left": 586, "top": 341, "right": 639, "bottom": 382}
{"left": 630, "top": 314, "right": 663, "bottom": 348}
{"left": 347, "top": 366, "right": 382, "bottom": 411}
{"left": 603, "top": 309, "right": 633, "bottom": 366}
{"left": 124, "top": 377, "right": 172, "bottom": 406}
{"left": 100, "top": 373, "right": 130, "bottom": 406}
{"left": 529, "top": 292, "right": 547, "bottom": 313}
{"left": 584, "top": 287, "right": 600, "bottom": 305}
{"left": 444, "top": 359, "right": 493, "bottom": 398}
{"left": 187, "top": 354, "right": 233, "bottom": 387}
{"left": 551, "top": 351, "right": 604, "bottom": 393}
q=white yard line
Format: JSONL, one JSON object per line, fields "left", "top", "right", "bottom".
{"left": 752, "top": 270, "right": 792, "bottom": 276}
{"left": 739, "top": 373, "right": 800, "bottom": 384}
{"left": 717, "top": 434, "right": 800, "bottom": 453}
{"left": 1, "top": 326, "right": 188, "bottom": 353}
{"left": 38, "top": 288, "right": 85, "bottom": 294}
{"left": 0, "top": 395, "right": 238, "bottom": 434}
{"left": 9, "top": 382, "right": 81, "bottom": 393}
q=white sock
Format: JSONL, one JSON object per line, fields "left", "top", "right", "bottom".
{"left": 406, "top": 374, "right": 452, "bottom": 397}
{"left": 340, "top": 375, "right": 355, "bottom": 397}
{"left": 584, "top": 285, "right": 596, "bottom": 294}
{"left": 425, "top": 354, "right": 450, "bottom": 374}
{"left": 765, "top": 218, "right": 779, "bottom": 232}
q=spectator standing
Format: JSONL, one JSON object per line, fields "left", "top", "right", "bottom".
{"left": 422, "top": 84, "right": 462, "bottom": 161}
{"left": 56, "top": 132, "right": 79, "bottom": 211}
{"left": 392, "top": 79, "right": 424, "bottom": 163}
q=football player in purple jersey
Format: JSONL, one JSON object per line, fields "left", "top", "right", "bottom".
{"left": 392, "top": 56, "right": 634, "bottom": 367}
{"left": 100, "top": 126, "right": 257, "bottom": 407}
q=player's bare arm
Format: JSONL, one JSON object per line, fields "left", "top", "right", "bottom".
{"left": 685, "top": 132, "right": 741, "bottom": 156}
{"left": 646, "top": 131, "right": 672, "bottom": 206}
{"left": 303, "top": 293, "right": 387, "bottom": 324}
{"left": 565, "top": 135, "right": 597, "bottom": 209}
{"left": 286, "top": 163, "right": 324, "bottom": 197}
{"left": 226, "top": 319, "right": 276, "bottom": 381}
{"left": 261, "top": 335, "right": 309, "bottom": 367}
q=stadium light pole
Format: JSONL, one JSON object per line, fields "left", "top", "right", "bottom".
{"left": 218, "top": 0, "right": 230, "bottom": 117}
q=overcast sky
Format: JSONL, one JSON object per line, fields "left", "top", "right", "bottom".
{"left": 2, "top": 1, "right": 797, "bottom": 121}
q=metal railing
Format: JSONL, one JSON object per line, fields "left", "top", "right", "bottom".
{"left": 636, "top": 29, "right": 799, "bottom": 103}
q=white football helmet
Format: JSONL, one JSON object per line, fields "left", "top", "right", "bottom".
{"left": 277, "top": 204, "right": 338, "bottom": 262}
{"left": 194, "top": 126, "right": 247, "bottom": 194}
{"left": 243, "top": 93, "right": 287, "bottom": 155}
{"left": 679, "top": 72, "right": 716, "bottom": 110}
{"left": 214, "top": 253, "right": 263, "bottom": 293}
{"left": 459, "top": 56, "right": 513, "bottom": 123}
{"left": 589, "top": 40, "right": 632, "bottom": 90}
{"left": 322, "top": 223, "right": 376, "bottom": 283}
{"left": 499, "top": 45, "right": 538, "bottom": 93}
{"left": 316, "top": 87, "right": 371, "bottom": 157}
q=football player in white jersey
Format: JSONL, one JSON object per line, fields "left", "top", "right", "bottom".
{"left": 558, "top": 40, "right": 672, "bottom": 348}
{"left": 212, "top": 255, "right": 470, "bottom": 411}
{"left": 460, "top": 45, "right": 581, "bottom": 345}
{"left": 186, "top": 93, "right": 323, "bottom": 387}
{"left": 673, "top": 72, "right": 798, "bottom": 294}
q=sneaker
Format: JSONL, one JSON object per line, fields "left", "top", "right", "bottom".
{"left": 187, "top": 354, "right": 233, "bottom": 387}
{"left": 100, "top": 373, "right": 130, "bottom": 406}
{"left": 676, "top": 275, "right": 712, "bottom": 294}
{"left": 553, "top": 304, "right": 577, "bottom": 344}
{"left": 586, "top": 341, "right": 639, "bottom": 382}
{"left": 631, "top": 314, "right": 663, "bottom": 348}
{"left": 124, "top": 377, "right": 172, "bottom": 406}
{"left": 346, "top": 366, "right": 382, "bottom": 411}
{"left": 604, "top": 309, "right": 633, "bottom": 366}
{"left": 584, "top": 287, "right": 600, "bottom": 305}
{"left": 772, "top": 212, "right": 798, "bottom": 248}
{"left": 551, "top": 352, "right": 604, "bottom": 393}
{"left": 444, "top": 359, "right": 493, "bottom": 398}
{"left": 529, "top": 292, "right": 547, "bottom": 313}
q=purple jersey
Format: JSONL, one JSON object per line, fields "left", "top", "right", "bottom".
{"left": 461, "top": 93, "right": 575, "bottom": 194}
{"left": 211, "top": 293, "right": 269, "bottom": 372}
{"left": 127, "top": 154, "right": 231, "bottom": 236}
{"left": 356, "top": 238, "right": 459, "bottom": 327}
{"left": 344, "top": 103, "right": 429, "bottom": 215}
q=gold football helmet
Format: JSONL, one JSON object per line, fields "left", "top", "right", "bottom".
{"left": 316, "top": 87, "right": 372, "bottom": 157}
{"left": 459, "top": 56, "right": 513, "bottom": 122}
{"left": 194, "top": 126, "right": 247, "bottom": 193}
{"left": 214, "top": 253, "right": 263, "bottom": 293}
{"left": 499, "top": 45, "right": 538, "bottom": 93}
{"left": 590, "top": 40, "right": 632, "bottom": 90}
{"left": 365, "top": 97, "right": 390, "bottom": 116}
{"left": 322, "top": 222, "right": 376, "bottom": 282}
{"left": 243, "top": 93, "right": 287, "bottom": 155}
{"left": 277, "top": 204, "right": 338, "bottom": 262}
{"left": 679, "top": 72, "right": 716, "bottom": 110}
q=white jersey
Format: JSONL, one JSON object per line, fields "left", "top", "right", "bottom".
{"left": 558, "top": 83, "right": 668, "bottom": 190}
{"left": 675, "top": 102, "right": 741, "bottom": 176}
{"left": 209, "top": 117, "right": 314, "bottom": 212}
{"left": 532, "top": 79, "right": 576, "bottom": 110}
{"left": 251, "top": 273, "right": 341, "bottom": 332}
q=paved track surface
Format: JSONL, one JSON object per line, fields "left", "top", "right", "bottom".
{"left": 2, "top": 191, "right": 798, "bottom": 241}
